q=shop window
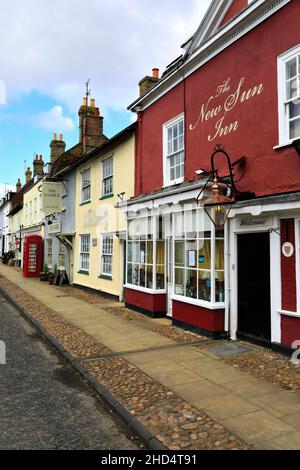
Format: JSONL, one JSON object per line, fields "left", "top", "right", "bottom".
{"left": 81, "top": 168, "right": 91, "bottom": 203}
{"left": 79, "top": 235, "right": 90, "bottom": 272}
{"left": 174, "top": 210, "right": 225, "bottom": 304}
{"left": 47, "top": 239, "right": 52, "bottom": 267}
{"left": 101, "top": 234, "right": 113, "bottom": 276}
{"left": 127, "top": 216, "right": 165, "bottom": 291}
{"left": 102, "top": 156, "right": 113, "bottom": 196}
{"left": 278, "top": 45, "right": 300, "bottom": 145}
{"left": 163, "top": 114, "right": 184, "bottom": 186}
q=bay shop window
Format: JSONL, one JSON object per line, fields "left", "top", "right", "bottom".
{"left": 126, "top": 210, "right": 225, "bottom": 305}
{"left": 173, "top": 210, "right": 225, "bottom": 305}
{"left": 126, "top": 216, "right": 165, "bottom": 291}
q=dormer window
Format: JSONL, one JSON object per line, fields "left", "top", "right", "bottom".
{"left": 163, "top": 114, "right": 185, "bottom": 187}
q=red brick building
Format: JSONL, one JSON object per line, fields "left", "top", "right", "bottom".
{"left": 123, "top": 0, "right": 300, "bottom": 351}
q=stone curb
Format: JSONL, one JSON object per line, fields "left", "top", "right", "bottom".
{"left": 0, "top": 286, "right": 167, "bottom": 451}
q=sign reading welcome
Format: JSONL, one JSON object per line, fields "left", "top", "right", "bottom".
{"left": 189, "top": 77, "right": 264, "bottom": 141}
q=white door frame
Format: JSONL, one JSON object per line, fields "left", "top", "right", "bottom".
{"left": 229, "top": 214, "right": 281, "bottom": 342}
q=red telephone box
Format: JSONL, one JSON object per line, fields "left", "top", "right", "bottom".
{"left": 23, "top": 235, "right": 43, "bottom": 278}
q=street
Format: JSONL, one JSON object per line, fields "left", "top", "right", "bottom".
{"left": 0, "top": 294, "right": 138, "bottom": 450}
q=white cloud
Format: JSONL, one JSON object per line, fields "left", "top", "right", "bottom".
{"left": 0, "top": 0, "right": 212, "bottom": 112}
{"left": 35, "top": 105, "right": 74, "bottom": 132}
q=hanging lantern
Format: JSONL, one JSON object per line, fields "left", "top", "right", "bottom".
{"left": 201, "top": 177, "right": 234, "bottom": 227}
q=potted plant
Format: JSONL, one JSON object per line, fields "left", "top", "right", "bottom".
{"left": 48, "top": 270, "right": 54, "bottom": 285}
{"left": 40, "top": 263, "right": 49, "bottom": 281}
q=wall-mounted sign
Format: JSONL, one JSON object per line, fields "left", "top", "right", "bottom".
{"left": 282, "top": 242, "right": 294, "bottom": 258}
{"left": 42, "top": 182, "right": 62, "bottom": 215}
{"left": 48, "top": 220, "right": 61, "bottom": 235}
{"left": 92, "top": 238, "right": 97, "bottom": 247}
{"left": 189, "top": 76, "right": 264, "bottom": 142}
{"left": 236, "top": 216, "right": 274, "bottom": 231}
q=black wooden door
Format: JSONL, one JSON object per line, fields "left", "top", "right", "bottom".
{"left": 237, "top": 232, "right": 271, "bottom": 341}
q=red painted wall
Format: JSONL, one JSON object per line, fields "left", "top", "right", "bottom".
{"left": 135, "top": 1, "right": 300, "bottom": 198}
{"left": 281, "top": 219, "right": 297, "bottom": 312}
{"left": 219, "top": 0, "right": 248, "bottom": 29}
{"left": 172, "top": 300, "right": 225, "bottom": 332}
{"left": 125, "top": 288, "right": 166, "bottom": 313}
{"left": 281, "top": 315, "right": 300, "bottom": 347}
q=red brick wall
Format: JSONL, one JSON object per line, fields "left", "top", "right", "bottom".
{"left": 281, "top": 219, "right": 297, "bottom": 312}
{"left": 172, "top": 300, "right": 225, "bottom": 332}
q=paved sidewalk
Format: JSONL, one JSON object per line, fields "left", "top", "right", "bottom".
{"left": 1, "top": 264, "right": 300, "bottom": 450}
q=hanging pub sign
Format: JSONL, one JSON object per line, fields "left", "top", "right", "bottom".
{"left": 42, "top": 181, "right": 62, "bottom": 215}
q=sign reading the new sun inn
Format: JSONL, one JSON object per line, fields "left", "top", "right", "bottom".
{"left": 189, "top": 77, "right": 264, "bottom": 141}
{"left": 42, "top": 181, "right": 62, "bottom": 215}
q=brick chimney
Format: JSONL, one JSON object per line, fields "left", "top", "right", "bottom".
{"left": 25, "top": 167, "right": 32, "bottom": 184}
{"left": 139, "top": 68, "right": 160, "bottom": 97}
{"left": 78, "top": 98, "right": 107, "bottom": 154}
{"left": 16, "top": 178, "right": 21, "bottom": 192}
{"left": 50, "top": 133, "right": 66, "bottom": 163}
{"left": 33, "top": 154, "right": 44, "bottom": 177}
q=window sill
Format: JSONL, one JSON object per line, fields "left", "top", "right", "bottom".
{"left": 80, "top": 200, "right": 91, "bottom": 206}
{"left": 124, "top": 284, "right": 166, "bottom": 295}
{"left": 172, "top": 294, "right": 225, "bottom": 310}
{"left": 99, "top": 274, "right": 113, "bottom": 281}
{"left": 273, "top": 139, "right": 299, "bottom": 151}
{"left": 162, "top": 177, "right": 184, "bottom": 189}
{"left": 277, "top": 309, "right": 300, "bottom": 319}
{"left": 100, "top": 194, "right": 114, "bottom": 200}
{"left": 78, "top": 270, "right": 89, "bottom": 275}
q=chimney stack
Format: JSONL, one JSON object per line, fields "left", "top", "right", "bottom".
{"left": 25, "top": 167, "right": 32, "bottom": 184}
{"left": 16, "top": 178, "right": 21, "bottom": 192}
{"left": 78, "top": 98, "right": 107, "bottom": 154}
{"left": 139, "top": 68, "right": 160, "bottom": 97}
{"left": 33, "top": 154, "right": 44, "bottom": 177}
{"left": 50, "top": 133, "right": 66, "bottom": 163}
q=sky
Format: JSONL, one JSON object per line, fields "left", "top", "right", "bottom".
{"left": 0, "top": 0, "right": 212, "bottom": 187}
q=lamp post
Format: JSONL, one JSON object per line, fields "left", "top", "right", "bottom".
{"left": 197, "top": 145, "right": 236, "bottom": 227}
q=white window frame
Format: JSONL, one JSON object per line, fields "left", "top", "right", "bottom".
{"left": 100, "top": 234, "right": 113, "bottom": 277}
{"left": 102, "top": 156, "right": 113, "bottom": 197}
{"left": 125, "top": 215, "right": 166, "bottom": 294}
{"left": 171, "top": 209, "right": 225, "bottom": 309}
{"left": 58, "top": 241, "right": 65, "bottom": 269}
{"left": 29, "top": 201, "right": 32, "bottom": 224}
{"left": 79, "top": 234, "right": 90, "bottom": 272}
{"left": 81, "top": 168, "right": 91, "bottom": 203}
{"left": 163, "top": 113, "right": 185, "bottom": 187}
{"left": 34, "top": 197, "right": 37, "bottom": 224}
{"left": 277, "top": 44, "right": 300, "bottom": 146}
{"left": 39, "top": 193, "right": 43, "bottom": 223}
{"left": 47, "top": 239, "right": 53, "bottom": 267}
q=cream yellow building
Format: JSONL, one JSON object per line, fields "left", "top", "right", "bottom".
{"left": 73, "top": 124, "right": 135, "bottom": 300}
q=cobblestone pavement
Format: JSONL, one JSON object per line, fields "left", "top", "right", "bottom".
{"left": 222, "top": 343, "right": 300, "bottom": 394}
{"left": 0, "top": 275, "right": 249, "bottom": 450}
{"left": 0, "top": 293, "right": 139, "bottom": 450}
{"left": 60, "top": 285, "right": 207, "bottom": 344}
{"left": 60, "top": 283, "right": 300, "bottom": 395}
